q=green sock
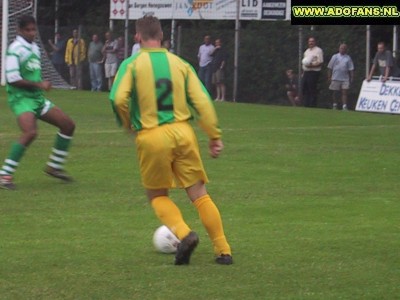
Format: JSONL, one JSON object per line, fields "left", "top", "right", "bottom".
{"left": 47, "top": 132, "right": 72, "bottom": 170}
{"left": 54, "top": 132, "right": 72, "bottom": 151}
{"left": 0, "top": 142, "right": 26, "bottom": 176}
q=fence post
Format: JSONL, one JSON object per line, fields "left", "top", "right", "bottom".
{"left": 233, "top": 0, "right": 240, "bottom": 102}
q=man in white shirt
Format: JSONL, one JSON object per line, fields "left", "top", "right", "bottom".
{"left": 102, "top": 31, "right": 119, "bottom": 91}
{"left": 327, "top": 43, "right": 354, "bottom": 110}
{"left": 197, "top": 35, "right": 215, "bottom": 94}
{"left": 131, "top": 34, "right": 141, "bottom": 55}
{"left": 301, "top": 36, "right": 324, "bottom": 107}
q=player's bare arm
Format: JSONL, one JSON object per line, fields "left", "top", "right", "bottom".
{"left": 10, "top": 79, "right": 52, "bottom": 91}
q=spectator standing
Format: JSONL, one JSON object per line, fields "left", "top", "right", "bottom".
{"left": 211, "top": 38, "right": 227, "bottom": 101}
{"left": 131, "top": 34, "right": 141, "bottom": 55}
{"left": 301, "top": 36, "right": 324, "bottom": 107}
{"left": 367, "top": 42, "right": 399, "bottom": 82}
{"left": 0, "top": 15, "right": 75, "bottom": 190}
{"left": 65, "top": 29, "right": 86, "bottom": 89}
{"left": 48, "top": 32, "right": 66, "bottom": 78}
{"left": 110, "top": 16, "right": 232, "bottom": 266}
{"left": 116, "top": 36, "right": 125, "bottom": 66}
{"left": 327, "top": 43, "right": 354, "bottom": 110}
{"left": 285, "top": 69, "right": 299, "bottom": 106}
{"left": 198, "top": 35, "right": 214, "bottom": 94}
{"left": 162, "top": 39, "right": 172, "bottom": 52}
{"left": 88, "top": 34, "right": 104, "bottom": 92}
{"left": 102, "top": 31, "right": 118, "bottom": 91}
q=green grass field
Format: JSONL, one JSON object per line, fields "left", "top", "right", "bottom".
{"left": 1, "top": 87, "right": 399, "bottom": 299}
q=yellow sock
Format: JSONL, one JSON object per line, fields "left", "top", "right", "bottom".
{"left": 151, "top": 196, "right": 191, "bottom": 240}
{"left": 193, "top": 195, "right": 231, "bottom": 256}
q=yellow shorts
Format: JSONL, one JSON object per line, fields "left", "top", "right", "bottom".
{"left": 135, "top": 122, "right": 208, "bottom": 189}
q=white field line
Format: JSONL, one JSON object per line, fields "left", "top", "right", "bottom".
{"left": 0, "top": 124, "right": 399, "bottom": 138}
{"left": 0, "top": 129, "right": 123, "bottom": 138}
{"left": 225, "top": 124, "right": 400, "bottom": 131}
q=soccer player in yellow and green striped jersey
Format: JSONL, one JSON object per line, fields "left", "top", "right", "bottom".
{"left": 0, "top": 15, "right": 75, "bottom": 190}
{"left": 110, "top": 16, "right": 232, "bottom": 265}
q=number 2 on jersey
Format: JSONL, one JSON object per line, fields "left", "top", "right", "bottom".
{"left": 156, "top": 79, "right": 173, "bottom": 111}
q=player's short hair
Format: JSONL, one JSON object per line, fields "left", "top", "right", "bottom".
{"left": 136, "top": 15, "right": 162, "bottom": 41}
{"left": 18, "top": 15, "right": 36, "bottom": 29}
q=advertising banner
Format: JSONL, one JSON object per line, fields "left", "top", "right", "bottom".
{"left": 356, "top": 80, "right": 400, "bottom": 114}
{"left": 110, "top": 0, "right": 288, "bottom": 20}
{"left": 261, "top": 0, "right": 287, "bottom": 19}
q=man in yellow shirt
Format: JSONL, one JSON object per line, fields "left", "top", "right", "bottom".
{"left": 110, "top": 16, "right": 232, "bottom": 265}
{"left": 65, "top": 29, "right": 86, "bottom": 89}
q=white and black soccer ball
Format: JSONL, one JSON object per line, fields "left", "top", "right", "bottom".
{"left": 153, "top": 225, "right": 180, "bottom": 254}
{"left": 302, "top": 56, "right": 313, "bottom": 66}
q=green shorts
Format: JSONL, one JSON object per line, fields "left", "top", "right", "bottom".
{"left": 8, "top": 95, "right": 54, "bottom": 117}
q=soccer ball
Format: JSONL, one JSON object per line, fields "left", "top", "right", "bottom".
{"left": 153, "top": 225, "right": 180, "bottom": 254}
{"left": 302, "top": 56, "right": 313, "bottom": 66}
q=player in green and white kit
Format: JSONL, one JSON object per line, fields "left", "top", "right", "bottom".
{"left": 0, "top": 15, "right": 75, "bottom": 190}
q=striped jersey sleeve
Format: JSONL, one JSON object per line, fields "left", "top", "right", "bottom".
{"left": 6, "top": 36, "right": 41, "bottom": 84}
{"left": 5, "top": 50, "right": 22, "bottom": 83}
{"left": 5, "top": 36, "right": 43, "bottom": 99}
{"left": 110, "top": 48, "right": 221, "bottom": 139}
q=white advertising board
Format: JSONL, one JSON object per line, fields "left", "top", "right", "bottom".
{"left": 356, "top": 80, "right": 400, "bottom": 114}
{"left": 110, "top": 0, "right": 289, "bottom": 20}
